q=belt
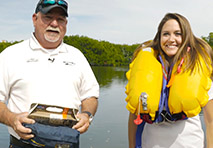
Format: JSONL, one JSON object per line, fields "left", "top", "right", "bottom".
{"left": 10, "top": 135, "right": 39, "bottom": 148}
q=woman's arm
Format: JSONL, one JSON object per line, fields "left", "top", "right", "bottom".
{"left": 203, "top": 100, "right": 213, "bottom": 148}
{"left": 128, "top": 112, "right": 137, "bottom": 148}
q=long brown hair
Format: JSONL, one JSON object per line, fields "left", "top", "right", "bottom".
{"left": 133, "top": 13, "right": 213, "bottom": 75}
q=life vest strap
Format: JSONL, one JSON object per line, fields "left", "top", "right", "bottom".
{"left": 140, "top": 111, "right": 187, "bottom": 124}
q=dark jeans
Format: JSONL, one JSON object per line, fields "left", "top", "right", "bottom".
{"left": 9, "top": 144, "right": 79, "bottom": 148}
{"left": 9, "top": 144, "right": 21, "bottom": 148}
{"left": 9, "top": 144, "right": 37, "bottom": 148}
{"left": 9, "top": 135, "right": 79, "bottom": 148}
{"left": 9, "top": 135, "right": 39, "bottom": 148}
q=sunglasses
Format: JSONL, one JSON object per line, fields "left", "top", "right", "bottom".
{"left": 42, "top": 0, "right": 68, "bottom": 8}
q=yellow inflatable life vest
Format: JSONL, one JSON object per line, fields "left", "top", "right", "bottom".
{"left": 125, "top": 48, "right": 212, "bottom": 121}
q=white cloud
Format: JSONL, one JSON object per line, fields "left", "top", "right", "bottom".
{"left": 0, "top": 0, "right": 213, "bottom": 44}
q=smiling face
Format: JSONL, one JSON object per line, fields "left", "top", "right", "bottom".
{"left": 33, "top": 8, "right": 67, "bottom": 49}
{"left": 160, "top": 19, "right": 182, "bottom": 58}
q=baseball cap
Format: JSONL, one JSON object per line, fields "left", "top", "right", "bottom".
{"left": 35, "top": 0, "right": 68, "bottom": 17}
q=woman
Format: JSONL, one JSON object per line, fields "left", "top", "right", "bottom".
{"left": 125, "top": 13, "right": 213, "bottom": 148}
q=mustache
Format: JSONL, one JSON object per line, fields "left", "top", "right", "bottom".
{"left": 45, "top": 26, "right": 60, "bottom": 33}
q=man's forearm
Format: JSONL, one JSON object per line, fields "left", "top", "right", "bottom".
{"left": 0, "top": 102, "right": 15, "bottom": 126}
{"left": 81, "top": 97, "right": 98, "bottom": 116}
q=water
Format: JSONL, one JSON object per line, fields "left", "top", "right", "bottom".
{"left": 0, "top": 66, "right": 206, "bottom": 147}
{"left": 0, "top": 124, "right": 10, "bottom": 147}
{"left": 80, "top": 66, "right": 129, "bottom": 148}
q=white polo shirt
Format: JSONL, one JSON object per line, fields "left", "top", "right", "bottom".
{"left": 0, "top": 34, "right": 99, "bottom": 138}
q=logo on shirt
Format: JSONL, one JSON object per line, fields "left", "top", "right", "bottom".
{"left": 63, "top": 61, "right": 75, "bottom": 66}
{"left": 27, "top": 58, "right": 39, "bottom": 62}
{"left": 48, "top": 58, "right": 55, "bottom": 63}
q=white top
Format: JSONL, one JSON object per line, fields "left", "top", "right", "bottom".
{"left": 142, "top": 84, "right": 213, "bottom": 148}
{"left": 0, "top": 34, "right": 99, "bottom": 138}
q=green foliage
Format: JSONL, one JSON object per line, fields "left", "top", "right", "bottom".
{"left": 2, "top": 33, "right": 213, "bottom": 66}
{"left": 63, "top": 35, "right": 138, "bottom": 66}
{"left": 0, "top": 36, "right": 137, "bottom": 66}
{"left": 0, "top": 41, "right": 21, "bottom": 53}
{"left": 202, "top": 32, "right": 213, "bottom": 47}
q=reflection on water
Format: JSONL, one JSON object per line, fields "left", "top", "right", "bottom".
{"left": 92, "top": 66, "right": 128, "bottom": 88}
{"left": 0, "top": 66, "right": 207, "bottom": 148}
{"left": 80, "top": 66, "right": 129, "bottom": 148}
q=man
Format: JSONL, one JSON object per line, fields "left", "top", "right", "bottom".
{"left": 0, "top": 0, "right": 99, "bottom": 147}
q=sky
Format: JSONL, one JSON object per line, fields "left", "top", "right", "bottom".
{"left": 0, "top": 0, "right": 213, "bottom": 45}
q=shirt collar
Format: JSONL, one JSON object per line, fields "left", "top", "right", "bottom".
{"left": 29, "top": 33, "right": 67, "bottom": 54}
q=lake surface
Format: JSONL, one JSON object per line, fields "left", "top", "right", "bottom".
{"left": 0, "top": 66, "right": 206, "bottom": 147}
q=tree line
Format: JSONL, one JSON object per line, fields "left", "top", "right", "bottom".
{"left": 63, "top": 35, "right": 138, "bottom": 66}
{"left": 0, "top": 32, "right": 213, "bottom": 66}
{"left": 0, "top": 35, "right": 138, "bottom": 66}
{"left": 202, "top": 32, "right": 213, "bottom": 47}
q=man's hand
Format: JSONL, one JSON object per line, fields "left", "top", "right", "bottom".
{"left": 72, "top": 113, "right": 90, "bottom": 134}
{"left": 72, "top": 97, "right": 98, "bottom": 134}
{"left": 9, "top": 112, "right": 35, "bottom": 140}
{"left": 0, "top": 102, "right": 35, "bottom": 140}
